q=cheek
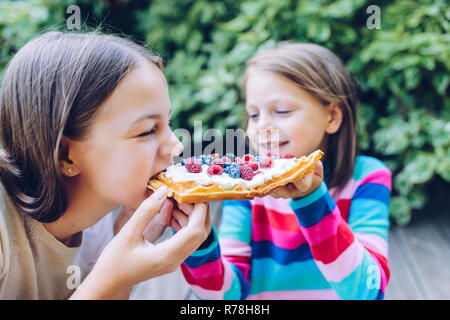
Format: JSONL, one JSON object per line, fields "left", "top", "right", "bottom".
{"left": 290, "top": 114, "right": 326, "bottom": 148}
{"left": 84, "top": 140, "right": 157, "bottom": 188}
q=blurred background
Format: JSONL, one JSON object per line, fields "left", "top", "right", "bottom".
{"left": 0, "top": 0, "right": 449, "bottom": 299}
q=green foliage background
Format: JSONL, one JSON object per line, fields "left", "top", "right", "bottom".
{"left": 0, "top": 0, "right": 449, "bottom": 225}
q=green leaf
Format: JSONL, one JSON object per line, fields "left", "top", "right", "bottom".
{"left": 402, "top": 152, "right": 437, "bottom": 185}
{"left": 432, "top": 72, "right": 450, "bottom": 96}
{"left": 435, "top": 146, "right": 450, "bottom": 182}
{"left": 373, "top": 121, "right": 410, "bottom": 155}
{"left": 390, "top": 196, "right": 412, "bottom": 226}
{"left": 306, "top": 21, "right": 331, "bottom": 42}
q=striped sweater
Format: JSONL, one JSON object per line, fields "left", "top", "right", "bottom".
{"left": 181, "top": 155, "right": 391, "bottom": 300}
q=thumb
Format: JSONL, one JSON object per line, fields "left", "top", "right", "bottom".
{"left": 313, "top": 160, "right": 324, "bottom": 179}
{"left": 187, "top": 203, "right": 209, "bottom": 228}
{"left": 121, "top": 185, "right": 168, "bottom": 236}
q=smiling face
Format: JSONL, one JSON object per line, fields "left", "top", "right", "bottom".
{"left": 66, "top": 60, "right": 183, "bottom": 210}
{"left": 245, "top": 68, "right": 332, "bottom": 158}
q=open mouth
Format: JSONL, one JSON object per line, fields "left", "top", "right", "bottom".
{"left": 150, "top": 169, "right": 166, "bottom": 181}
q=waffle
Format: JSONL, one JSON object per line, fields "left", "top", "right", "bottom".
{"left": 148, "top": 150, "right": 323, "bottom": 203}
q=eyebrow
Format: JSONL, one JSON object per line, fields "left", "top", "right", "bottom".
{"left": 132, "top": 107, "right": 172, "bottom": 125}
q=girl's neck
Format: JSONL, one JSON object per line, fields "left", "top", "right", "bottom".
{"left": 42, "top": 177, "right": 116, "bottom": 246}
{"left": 43, "top": 216, "right": 84, "bottom": 246}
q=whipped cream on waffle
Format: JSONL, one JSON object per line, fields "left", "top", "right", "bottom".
{"left": 164, "top": 158, "right": 300, "bottom": 189}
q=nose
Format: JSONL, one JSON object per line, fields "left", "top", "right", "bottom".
{"left": 257, "top": 111, "right": 276, "bottom": 131}
{"left": 160, "top": 128, "right": 184, "bottom": 157}
{"left": 257, "top": 112, "right": 279, "bottom": 138}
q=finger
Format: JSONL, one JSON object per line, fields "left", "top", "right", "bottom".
{"left": 173, "top": 209, "right": 189, "bottom": 228}
{"left": 159, "top": 199, "right": 174, "bottom": 226}
{"left": 177, "top": 202, "right": 194, "bottom": 216}
{"left": 121, "top": 185, "right": 168, "bottom": 236}
{"left": 314, "top": 160, "right": 324, "bottom": 179}
{"left": 285, "top": 183, "right": 297, "bottom": 193}
{"left": 271, "top": 186, "right": 289, "bottom": 199}
{"left": 204, "top": 203, "right": 212, "bottom": 231}
{"left": 270, "top": 187, "right": 281, "bottom": 199}
{"left": 279, "top": 187, "right": 292, "bottom": 199}
{"left": 171, "top": 219, "right": 181, "bottom": 232}
{"left": 156, "top": 203, "right": 209, "bottom": 264}
{"left": 293, "top": 174, "right": 312, "bottom": 192}
{"left": 187, "top": 203, "right": 208, "bottom": 228}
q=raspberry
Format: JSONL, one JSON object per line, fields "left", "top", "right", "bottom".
{"left": 239, "top": 165, "right": 255, "bottom": 181}
{"left": 211, "top": 158, "right": 224, "bottom": 167}
{"left": 280, "top": 153, "right": 296, "bottom": 159}
{"left": 187, "top": 163, "right": 202, "bottom": 173}
{"left": 222, "top": 156, "right": 232, "bottom": 164}
{"left": 185, "top": 157, "right": 200, "bottom": 166}
{"left": 247, "top": 161, "right": 259, "bottom": 171}
{"left": 243, "top": 154, "right": 255, "bottom": 163}
{"left": 260, "top": 157, "right": 274, "bottom": 168}
{"left": 185, "top": 157, "right": 201, "bottom": 172}
{"left": 207, "top": 165, "right": 223, "bottom": 176}
{"left": 235, "top": 157, "right": 246, "bottom": 166}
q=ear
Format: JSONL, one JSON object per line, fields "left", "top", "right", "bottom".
{"left": 325, "top": 103, "right": 344, "bottom": 134}
{"left": 58, "top": 135, "right": 80, "bottom": 177}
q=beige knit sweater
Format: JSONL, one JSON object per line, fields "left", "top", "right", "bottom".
{"left": 0, "top": 183, "right": 115, "bottom": 299}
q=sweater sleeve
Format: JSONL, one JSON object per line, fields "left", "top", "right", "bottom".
{"left": 180, "top": 200, "right": 252, "bottom": 300}
{"left": 289, "top": 168, "right": 391, "bottom": 300}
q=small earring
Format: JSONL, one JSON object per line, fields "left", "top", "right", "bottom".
{"left": 67, "top": 168, "right": 73, "bottom": 174}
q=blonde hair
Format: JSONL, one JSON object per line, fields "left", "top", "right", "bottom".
{"left": 245, "top": 42, "right": 360, "bottom": 189}
{"left": 0, "top": 31, "right": 162, "bottom": 222}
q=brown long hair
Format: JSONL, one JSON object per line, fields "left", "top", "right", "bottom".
{"left": 0, "top": 31, "right": 162, "bottom": 223}
{"left": 245, "top": 42, "right": 360, "bottom": 189}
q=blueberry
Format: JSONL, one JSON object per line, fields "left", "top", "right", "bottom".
{"left": 230, "top": 163, "right": 240, "bottom": 169}
{"left": 255, "top": 156, "right": 261, "bottom": 163}
{"left": 181, "top": 159, "right": 186, "bottom": 166}
{"left": 204, "top": 158, "right": 212, "bottom": 165}
{"left": 224, "top": 162, "right": 231, "bottom": 168}
{"left": 229, "top": 168, "right": 241, "bottom": 178}
{"left": 223, "top": 167, "right": 230, "bottom": 174}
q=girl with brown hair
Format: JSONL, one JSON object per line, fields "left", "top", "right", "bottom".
{"left": 0, "top": 31, "right": 211, "bottom": 299}
{"left": 178, "top": 43, "right": 392, "bottom": 300}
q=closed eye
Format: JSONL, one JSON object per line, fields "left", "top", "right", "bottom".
{"left": 138, "top": 128, "right": 156, "bottom": 137}
{"left": 276, "top": 110, "right": 291, "bottom": 114}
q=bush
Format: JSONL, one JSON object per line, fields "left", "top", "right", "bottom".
{"left": 0, "top": 0, "right": 449, "bottom": 225}
{"left": 136, "top": 0, "right": 450, "bottom": 225}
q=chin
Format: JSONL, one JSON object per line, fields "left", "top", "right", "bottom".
{"left": 124, "top": 186, "right": 153, "bottom": 210}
